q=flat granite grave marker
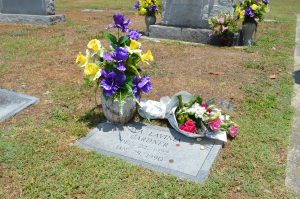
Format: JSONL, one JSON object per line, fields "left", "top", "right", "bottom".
{"left": 76, "top": 122, "right": 223, "bottom": 183}
{"left": 149, "top": 0, "right": 234, "bottom": 43}
{"left": 0, "top": 89, "right": 38, "bottom": 122}
{"left": 0, "top": 0, "right": 65, "bottom": 25}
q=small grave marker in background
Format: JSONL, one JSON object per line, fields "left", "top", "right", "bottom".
{"left": 0, "top": 0, "right": 65, "bottom": 25}
{"left": 0, "top": 89, "right": 38, "bottom": 122}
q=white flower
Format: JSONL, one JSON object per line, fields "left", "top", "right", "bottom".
{"left": 186, "top": 103, "right": 206, "bottom": 119}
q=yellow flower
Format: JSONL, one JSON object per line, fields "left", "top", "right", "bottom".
{"left": 126, "top": 39, "right": 142, "bottom": 55}
{"left": 139, "top": 8, "right": 147, "bottom": 15}
{"left": 239, "top": 10, "right": 245, "bottom": 19}
{"left": 87, "top": 39, "right": 101, "bottom": 53}
{"left": 141, "top": 50, "right": 154, "bottom": 62}
{"left": 76, "top": 52, "right": 88, "bottom": 67}
{"left": 84, "top": 63, "right": 99, "bottom": 76}
{"left": 235, "top": 6, "right": 241, "bottom": 15}
{"left": 251, "top": 4, "right": 258, "bottom": 11}
{"left": 130, "top": 39, "right": 141, "bottom": 50}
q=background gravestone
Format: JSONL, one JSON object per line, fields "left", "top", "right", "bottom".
{"left": 0, "top": 0, "right": 64, "bottom": 25}
{"left": 149, "top": 0, "right": 234, "bottom": 43}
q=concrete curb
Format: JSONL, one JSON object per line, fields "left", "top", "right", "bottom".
{"left": 286, "top": 14, "right": 300, "bottom": 198}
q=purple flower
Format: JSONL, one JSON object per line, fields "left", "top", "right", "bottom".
{"left": 115, "top": 47, "right": 128, "bottom": 62}
{"left": 132, "top": 75, "right": 152, "bottom": 98}
{"left": 149, "top": 5, "right": 158, "bottom": 13}
{"left": 262, "top": 0, "right": 270, "bottom": 4}
{"left": 104, "top": 52, "right": 115, "bottom": 62}
{"left": 104, "top": 48, "right": 128, "bottom": 71}
{"left": 111, "top": 13, "right": 131, "bottom": 32}
{"left": 128, "top": 29, "right": 142, "bottom": 41}
{"left": 134, "top": 1, "right": 139, "bottom": 9}
{"left": 117, "top": 62, "right": 126, "bottom": 71}
{"left": 244, "top": 7, "right": 255, "bottom": 18}
{"left": 101, "top": 70, "right": 126, "bottom": 96}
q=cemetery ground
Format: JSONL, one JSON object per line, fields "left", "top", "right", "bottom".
{"left": 0, "top": 0, "right": 299, "bottom": 198}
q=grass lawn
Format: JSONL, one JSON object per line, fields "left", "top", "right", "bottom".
{"left": 0, "top": 0, "right": 299, "bottom": 198}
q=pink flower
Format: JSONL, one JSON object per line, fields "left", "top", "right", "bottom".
{"left": 218, "top": 17, "right": 224, "bottom": 23}
{"left": 229, "top": 125, "right": 238, "bottom": 138}
{"left": 201, "top": 103, "right": 207, "bottom": 108}
{"left": 222, "top": 26, "right": 228, "bottom": 32}
{"left": 179, "top": 120, "right": 196, "bottom": 133}
{"left": 208, "top": 118, "right": 221, "bottom": 131}
{"left": 216, "top": 25, "right": 221, "bottom": 32}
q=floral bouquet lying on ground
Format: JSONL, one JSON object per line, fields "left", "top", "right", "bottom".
{"left": 175, "top": 95, "right": 238, "bottom": 139}
{"left": 138, "top": 91, "right": 238, "bottom": 142}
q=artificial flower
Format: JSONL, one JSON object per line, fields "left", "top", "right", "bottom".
{"left": 115, "top": 47, "right": 129, "bottom": 62}
{"left": 101, "top": 70, "right": 126, "bottom": 96}
{"left": 128, "top": 29, "right": 142, "bottom": 41}
{"left": 208, "top": 118, "right": 221, "bottom": 131}
{"left": 250, "top": 4, "right": 258, "bottom": 11}
{"left": 84, "top": 63, "right": 99, "bottom": 76}
{"left": 139, "top": 8, "right": 147, "bottom": 15}
{"left": 228, "top": 125, "right": 238, "bottom": 138}
{"left": 141, "top": 50, "right": 154, "bottom": 62}
{"left": 87, "top": 39, "right": 101, "bottom": 53}
{"left": 76, "top": 52, "right": 87, "bottom": 67}
{"left": 244, "top": 7, "right": 255, "bottom": 17}
{"left": 109, "top": 13, "right": 131, "bottom": 32}
{"left": 262, "top": 0, "right": 270, "bottom": 4}
{"left": 134, "top": 1, "right": 139, "bottom": 9}
{"left": 149, "top": 4, "right": 158, "bottom": 13}
{"left": 132, "top": 75, "right": 152, "bottom": 98}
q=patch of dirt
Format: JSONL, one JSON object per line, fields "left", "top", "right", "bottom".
{"left": 0, "top": 9, "right": 260, "bottom": 125}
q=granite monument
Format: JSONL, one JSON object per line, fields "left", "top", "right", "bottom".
{"left": 76, "top": 122, "right": 223, "bottom": 183}
{"left": 0, "top": 0, "right": 65, "bottom": 25}
{"left": 0, "top": 89, "right": 38, "bottom": 122}
{"left": 150, "top": 0, "right": 234, "bottom": 43}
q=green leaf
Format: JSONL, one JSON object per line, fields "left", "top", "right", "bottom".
{"left": 127, "top": 64, "right": 141, "bottom": 76}
{"left": 118, "top": 36, "right": 129, "bottom": 45}
{"left": 104, "top": 33, "right": 117, "bottom": 45}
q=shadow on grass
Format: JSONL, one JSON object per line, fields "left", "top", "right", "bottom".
{"left": 294, "top": 70, "right": 300, "bottom": 85}
{"left": 79, "top": 105, "right": 106, "bottom": 128}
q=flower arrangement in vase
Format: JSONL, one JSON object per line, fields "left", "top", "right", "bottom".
{"left": 208, "top": 13, "right": 239, "bottom": 46}
{"left": 76, "top": 13, "right": 154, "bottom": 124}
{"left": 235, "top": 0, "right": 270, "bottom": 45}
{"left": 134, "top": 0, "right": 162, "bottom": 35}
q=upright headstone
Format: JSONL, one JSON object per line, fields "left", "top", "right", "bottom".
{"left": 149, "top": 0, "right": 234, "bottom": 43}
{"left": 0, "top": 0, "right": 65, "bottom": 25}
